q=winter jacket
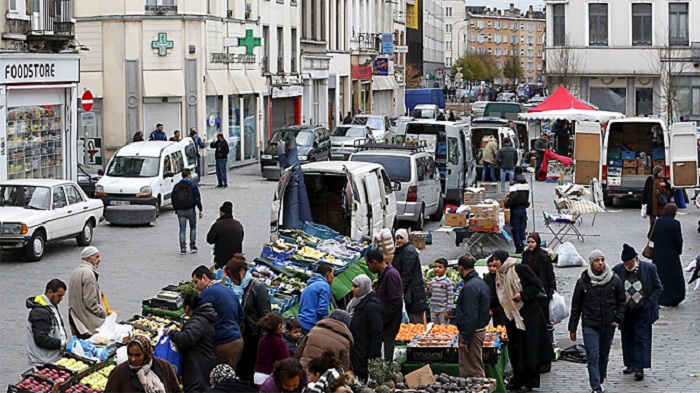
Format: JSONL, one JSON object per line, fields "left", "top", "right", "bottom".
{"left": 297, "top": 274, "right": 331, "bottom": 331}
{"left": 348, "top": 293, "right": 384, "bottom": 380}
{"left": 375, "top": 264, "right": 403, "bottom": 337}
{"left": 504, "top": 176, "right": 530, "bottom": 210}
{"left": 533, "top": 138, "right": 549, "bottom": 157}
{"left": 209, "top": 139, "right": 230, "bottom": 160}
{"left": 496, "top": 143, "right": 518, "bottom": 169}
{"left": 173, "top": 178, "right": 203, "bottom": 211}
{"left": 204, "top": 379, "right": 257, "bottom": 393}
{"left": 206, "top": 215, "right": 244, "bottom": 269}
{"left": 258, "top": 374, "right": 307, "bottom": 393}
{"left": 103, "top": 358, "right": 181, "bottom": 393}
{"left": 199, "top": 282, "right": 244, "bottom": 345}
{"left": 392, "top": 243, "right": 428, "bottom": 314}
{"left": 255, "top": 332, "right": 290, "bottom": 375}
{"left": 295, "top": 318, "right": 354, "bottom": 371}
{"left": 68, "top": 261, "right": 106, "bottom": 336}
{"left": 612, "top": 261, "right": 663, "bottom": 323}
{"left": 283, "top": 333, "right": 299, "bottom": 355}
{"left": 642, "top": 176, "right": 671, "bottom": 217}
{"left": 241, "top": 278, "right": 271, "bottom": 339}
{"left": 169, "top": 303, "right": 218, "bottom": 393}
{"left": 455, "top": 271, "right": 491, "bottom": 345}
{"left": 148, "top": 130, "right": 167, "bottom": 141}
{"left": 482, "top": 139, "right": 499, "bottom": 164}
{"left": 26, "top": 295, "right": 67, "bottom": 365}
{"left": 521, "top": 249, "right": 557, "bottom": 299}
{"left": 568, "top": 270, "right": 626, "bottom": 332}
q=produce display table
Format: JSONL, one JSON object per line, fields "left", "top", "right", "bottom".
{"left": 330, "top": 257, "right": 375, "bottom": 300}
{"left": 141, "top": 305, "right": 184, "bottom": 320}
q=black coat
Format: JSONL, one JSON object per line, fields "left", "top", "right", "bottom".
{"left": 650, "top": 216, "right": 685, "bottom": 306}
{"left": 521, "top": 249, "right": 556, "bottom": 299}
{"left": 455, "top": 271, "right": 490, "bottom": 345}
{"left": 504, "top": 177, "right": 530, "bottom": 210}
{"left": 482, "top": 273, "right": 506, "bottom": 327}
{"left": 209, "top": 139, "right": 229, "bottom": 160}
{"left": 169, "top": 303, "right": 218, "bottom": 393}
{"left": 568, "top": 270, "right": 626, "bottom": 332}
{"left": 612, "top": 261, "right": 663, "bottom": 323}
{"left": 496, "top": 144, "right": 518, "bottom": 170}
{"left": 206, "top": 216, "right": 244, "bottom": 269}
{"left": 349, "top": 293, "right": 384, "bottom": 380}
{"left": 204, "top": 379, "right": 257, "bottom": 393}
{"left": 241, "top": 279, "right": 272, "bottom": 339}
{"left": 392, "top": 243, "right": 428, "bottom": 314}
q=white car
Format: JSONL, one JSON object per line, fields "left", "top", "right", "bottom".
{"left": 0, "top": 179, "right": 104, "bottom": 261}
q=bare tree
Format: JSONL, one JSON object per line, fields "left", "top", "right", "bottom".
{"left": 546, "top": 33, "right": 583, "bottom": 94}
{"left": 645, "top": 32, "right": 691, "bottom": 126}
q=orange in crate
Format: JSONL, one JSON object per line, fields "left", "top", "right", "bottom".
{"left": 429, "top": 324, "right": 459, "bottom": 335}
{"left": 396, "top": 323, "right": 426, "bottom": 341}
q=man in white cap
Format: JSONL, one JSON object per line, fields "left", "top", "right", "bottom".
{"left": 68, "top": 246, "right": 106, "bottom": 338}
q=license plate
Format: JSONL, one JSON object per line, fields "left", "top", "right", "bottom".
{"left": 110, "top": 200, "right": 130, "bottom": 205}
{"left": 261, "top": 154, "right": 272, "bottom": 160}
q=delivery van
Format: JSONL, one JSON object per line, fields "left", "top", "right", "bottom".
{"left": 469, "top": 119, "right": 522, "bottom": 179}
{"left": 573, "top": 119, "right": 699, "bottom": 204}
{"left": 394, "top": 120, "right": 477, "bottom": 203}
{"left": 270, "top": 161, "right": 397, "bottom": 240}
{"left": 95, "top": 139, "right": 199, "bottom": 216}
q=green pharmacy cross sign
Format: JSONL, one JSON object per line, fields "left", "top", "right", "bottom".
{"left": 152, "top": 32, "right": 174, "bottom": 56}
{"left": 238, "top": 29, "right": 261, "bottom": 55}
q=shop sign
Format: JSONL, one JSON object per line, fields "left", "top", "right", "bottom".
{"left": 373, "top": 58, "right": 389, "bottom": 76}
{"left": 395, "top": 45, "right": 409, "bottom": 53}
{"left": 272, "top": 85, "right": 303, "bottom": 99}
{"left": 381, "top": 33, "right": 394, "bottom": 55}
{"left": 80, "top": 112, "right": 96, "bottom": 126}
{"left": 352, "top": 65, "right": 372, "bottom": 80}
{"left": 394, "top": 69, "right": 405, "bottom": 83}
{"left": 210, "top": 53, "right": 256, "bottom": 64}
{"left": 1, "top": 58, "right": 79, "bottom": 84}
{"left": 239, "top": 29, "right": 262, "bottom": 55}
{"left": 151, "top": 33, "right": 174, "bottom": 57}
{"left": 82, "top": 138, "right": 102, "bottom": 165}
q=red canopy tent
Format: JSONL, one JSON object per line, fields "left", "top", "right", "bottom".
{"left": 528, "top": 86, "right": 597, "bottom": 113}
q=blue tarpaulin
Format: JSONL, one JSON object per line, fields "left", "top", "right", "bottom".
{"left": 279, "top": 138, "right": 312, "bottom": 229}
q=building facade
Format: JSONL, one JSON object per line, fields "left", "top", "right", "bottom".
{"left": 423, "top": 0, "right": 445, "bottom": 87}
{"left": 545, "top": 0, "right": 700, "bottom": 120}
{"left": 444, "top": 0, "right": 467, "bottom": 73}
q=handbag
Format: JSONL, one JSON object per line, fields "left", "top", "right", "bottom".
{"left": 657, "top": 192, "right": 667, "bottom": 206}
{"left": 642, "top": 220, "right": 657, "bottom": 259}
{"left": 239, "top": 278, "right": 257, "bottom": 335}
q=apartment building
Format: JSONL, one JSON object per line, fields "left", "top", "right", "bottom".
{"left": 443, "top": 0, "right": 467, "bottom": 72}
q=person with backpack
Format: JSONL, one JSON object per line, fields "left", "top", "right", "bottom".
{"left": 172, "top": 168, "right": 203, "bottom": 255}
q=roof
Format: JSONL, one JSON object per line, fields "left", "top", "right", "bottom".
{"left": 0, "top": 179, "right": 75, "bottom": 187}
{"left": 301, "top": 161, "right": 382, "bottom": 175}
{"left": 527, "top": 87, "right": 596, "bottom": 113}
{"left": 352, "top": 149, "right": 424, "bottom": 158}
{"left": 116, "top": 141, "right": 176, "bottom": 157}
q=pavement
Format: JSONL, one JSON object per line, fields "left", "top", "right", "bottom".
{"left": 1, "top": 164, "right": 699, "bottom": 392}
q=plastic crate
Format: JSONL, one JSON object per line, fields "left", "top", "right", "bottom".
{"left": 303, "top": 222, "right": 339, "bottom": 240}
{"left": 53, "top": 352, "right": 96, "bottom": 381}
{"left": 261, "top": 244, "right": 297, "bottom": 261}
{"left": 21, "top": 364, "right": 74, "bottom": 391}
{"left": 8, "top": 375, "right": 56, "bottom": 393}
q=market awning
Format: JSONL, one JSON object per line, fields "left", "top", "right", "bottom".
{"left": 372, "top": 75, "right": 398, "bottom": 91}
{"left": 206, "top": 70, "right": 235, "bottom": 96}
{"left": 528, "top": 86, "right": 597, "bottom": 112}
{"left": 519, "top": 108, "right": 625, "bottom": 122}
{"left": 230, "top": 70, "right": 254, "bottom": 95}
{"left": 246, "top": 69, "right": 269, "bottom": 95}
{"left": 79, "top": 72, "right": 103, "bottom": 98}
{"left": 143, "top": 70, "right": 185, "bottom": 97}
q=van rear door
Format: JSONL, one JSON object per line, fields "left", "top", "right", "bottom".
{"left": 573, "top": 122, "right": 603, "bottom": 185}
{"left": 668, "top": 122, "right": 699, "bottom": 188}
{"left": 363, "top": 173, "right": 384, "bottom": 237}
{"left": 343, "top": 166, "right": 369, "bottom": 239}
{"left": 446, "top": 129, "right": 464, "bottom": 201}
{"left": 270, "top": 168, "right": 293, "bottom": 239}
{"left": 376, "top": 168, "right": 397, "bottom": 230}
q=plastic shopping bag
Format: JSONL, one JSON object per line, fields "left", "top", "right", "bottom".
{"left": 153, "top": 335, "right": 182, "bottom": 378}
{"left": 401, "top": 303, "right": 409, "bottom": 325}
{"left": 556, "top": 242, "right": 587, "bottom": 268}
{"left": 641, "top": 204, "right": 647, "bottom": 219}
{"left": 549, "top": 291, "right": 569, "bottom": 324}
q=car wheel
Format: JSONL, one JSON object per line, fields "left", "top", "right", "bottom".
{"left": 429, "top": 198, "right": 444, "bottom": 221}
{"left": 25, "top": 231, "right": 45, "bottom": 262}
{"left": 411, "top": 205, "right": 425, "bottom": 231}
{"left": 76, "top": 221, "right": 94, "bottom": 246}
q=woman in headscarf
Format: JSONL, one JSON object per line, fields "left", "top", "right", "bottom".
{"left": 347, "top": 274, "right": 383, "bottom": 381}
{"left": 204, "top": 364, "right": 257, "bottom": 393}
{"left": 642, "top": 165, "right": 670, "bottom": 226}
{"left": 295, "top": 310, "right": 354, "bottom": 372}
{"left": 649, "top": 203, "right": 685, "bottom": 307}
{"left": 492, "top": 250, "right": 553, "bottom": 393}
{"left": 104, "top": 335, "right": 181, "bottom": 393}
{"left": 520, "top": 232, "right": 557, "bottom": 323}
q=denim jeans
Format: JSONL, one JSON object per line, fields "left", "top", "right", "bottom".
{"left": 500, "top": 168, "right": 515, "bottom": 189}
{"left": 510, "top": 208, "right": 528, "bottom": 254}
{"left": 482, "top": 162, "right": 496, "bottom": 182}
{"left": 176, "top": 209, "right": 197, "bottom": 252}
{"left": 582, "top": 325, "right": 616, "bottom": 392}
{"left": 215, "top": 159, "right": 228, "bottom": 186}
{"left": 195, "top": 154, "right": 202, "bottom": 182}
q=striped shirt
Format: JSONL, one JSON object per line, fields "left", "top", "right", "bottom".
{"left": 429, "top": 276, "right": 454, "bottom": 312}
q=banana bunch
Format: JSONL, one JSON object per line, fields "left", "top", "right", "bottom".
{"left": 297, "top": 246, "right": 326, "bottom": 261}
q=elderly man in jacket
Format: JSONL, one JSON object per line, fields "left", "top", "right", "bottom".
{"left": 207, "top": 201, "right": 244, "bottom": 269}
{"left": 532, "top": 133, "right": 549, "bottom": 172}
{"left": 27, "top": 279, "right": 68, "bottom": 365}
{"left": 481, "top": 136, "right": 499, "bottom": 183}
{"left": 613, "top": 244, "right": 663, "bottom": 381}
{"left": 455, "top": 254, "right": 491, "bottom": 378}
{"left": 69, "top": 247, "right": 107, "bottom": 338}
{"left": 496, "top": 137, "right": 518, "bottom": 189}
{"left": 392, "top": 229, "right": 428, "bottom": 324}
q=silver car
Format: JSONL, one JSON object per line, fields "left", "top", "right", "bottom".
{"left": 330, "top": 125, "right": 374, "bottom": 160}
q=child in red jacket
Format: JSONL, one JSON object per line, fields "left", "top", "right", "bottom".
{"left": 254, "top": 312, "right": 290, "bottom": 386}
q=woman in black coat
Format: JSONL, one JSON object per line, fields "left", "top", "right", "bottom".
{"left": 347, "top": 274, "right": 383, "bottom": 381}
{"left": 521, "top": 232, "right": 557, "bottom": 323}
{"left": 169, "top": 294, "right": 218, "bottom": 393}
{"left": 649, "top": 203, "right": 685, "bottom": 307}
{"left": 642, "top": 166, "right": 671, "bottom": 226}
{"left": 392, "top": 229, "right": 428, "bottom": 323}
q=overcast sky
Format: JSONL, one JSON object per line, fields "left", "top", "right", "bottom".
{"left": 478, "top": 0, "right": 545, "bottom": 12}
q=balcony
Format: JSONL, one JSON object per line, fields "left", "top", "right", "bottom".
{"left": 145, "top": 0, "right": 178, "bottom": 15}
{"left": 24, "top": 0, "right": 74, "bottom": 52}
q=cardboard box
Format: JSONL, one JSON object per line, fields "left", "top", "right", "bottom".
{"left": 621, "top": 151, "right": 636, "bottom": 160}
{"left": 463, "top": 192, "right": 484, "bottom": 204}
{"left": 639, "top": 166, "right": 652, "bottom": 175}
{"left": 312, "top": 210, "right": 328, "bottom": 222}
{"left": 622, "top": 167, "right": 638, "bottom": 175}
{"left": 327, "top": 210, "right": 343, "bottom": 225}
{"left": 409, "top": 231, "right": 433, "bottom": 244}
{"left": 445, "top": 213, "right": 467, "bottom": 227}
{"left": 326, "top": 193, "right": 343, "bottom": 206}
{"left": 653, "top": 159, "right": 665, "bottom": 168}
{"left": 471, "top": 204, "right": 499, "bottom": 219}
{"left": 409, "top": 235, "right": 426, "bottom": 250}
{"left": 501, "top": 208, "right": 511, "bottom": 223}
{"left": 404, "top": 365, "right": 436, "bottom": 389}
{"left": 623, "top": 160, "right": 637, "bottom": 168}
{"left": 497, "top": 199, "right": 506, "bottom": 209}
{"left": 469, "top": 218, "right": 501, "bottom": 233}
{"left": 636, "top": 158, "right": 647, "bottom": 168}
{"left": 383, "top": 254, "right": 394, "bottom": 264}
{"left": 481, "top": 182, "right": 499, "bottom": 193}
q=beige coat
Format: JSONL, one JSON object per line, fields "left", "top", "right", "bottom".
{"left": 482, "top": 139, "right": 499, "bottom": 164}
{"left": 68, "top": 261, "right": 106, "bottom": 336}
{"left": 295, "top": 318, "right": 354, "bottom": 372}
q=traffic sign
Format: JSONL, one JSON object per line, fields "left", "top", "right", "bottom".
{"left": 81, "top": 90, "right": 94, "bottom": 112}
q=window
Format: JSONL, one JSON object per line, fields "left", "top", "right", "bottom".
{"left": 589, "top": 4, "right": 608, "bottom": 46}
{"left": 520, "top": 49, "right": 524, "bottom": 56}
{"left": 171, "top": 151, "right": 185, "bottom": 173}
{"left": 477, "top": 20, "right": 484, "bottom": 29}
{"left": 538, "top": 23, "right": 542, "bottom": 31}
{"left": 669, "top": 3, "right": 689, "bottom": 46}
{"left": 446, "top": 24, "right": 452, "bottom": 33}
{"left": 527, "top": 35, "right": 534, "bottom": 45}
{"left": 478, "top": 33, "right": 485, "bottom": 43}
{"left": 487, "top": 34, "right": 492, "bottom": 42}
{"left": 495, "top": 35, "right": 501, "bottom": 44}
{"left": 527, "top": 62, "right": 534, "bottom": 72}
{"left": 503, "top": 34, "right": 508, "bottom": 42}
{"left": 495, "top": 21, "right": 501, "bottom": 30}
{"left": 527, "top": 23, "right": 534, "bottom": 32}
{"left": 446, "top": 57, "right": 452, "bottom": 67}
{"left": 263, "top": 26, "right": 270, "bottom": 73}
{"left": 163, "top": 155, "right": 172, "bottom": 174}
{"left": 632, "top": 3, "right": 652, "bottom": 46}
{"left": 52, "top": 187, "right": 67, "bottom": 209}
{"left": 537, "top": 36, "right": 542, "bottom": 44}
{"left": 487, "top": 47, "right": 492, "bottom": 55}
{"left": 446, "top": 41, "right": 452, "bottom": 50}
{"left": 636, "top": 88, "right": 653, "bottom": 115}
{"left": 520, "top": 35, "right": 525, "bottom": 44}
{"left": 590, "top": 87, "right": 626, "bottom": 113}
{"left": 692, "top": 87, "right": 700, "bottom": 115}
{"left": 495, "top": 48, "right": 501, "bottom": 56}
{"left": 277, "top": 27, "right": 284, "bottom": 73}
{"left": 478, "top": 48, "right": 484, "bottom": 54}
{"left": 553, "top": 4, "right": 566, "bottom": 46}
{"left": 291, "top": 28, "right": 297, "bottom": 72}
{"left": 520, "top": 22, "right": 524, "bottom": 30}
{"left": 537, "top": 50, "right": 542, "bottom": 57}
{"left": 447, "top": 138, "right": 459, "bottom": 165}
{"left": 537, "top": 62, "right": 542, "bottom": 71}
{"left": 446, "top": 7, "right": 452, "bottom": 17}
{"left": 511, "top": 22, "right": 517, "bottom": 31}
{"left": 496, "top": 60, "right": 502, "bottom": 70}
{"left": 528, "top": 49, "right": 534, "bottom": 58}
{"left": 487, "top": 21, "right": 492, "bottom": 28}
{"left": 65, "top": 186, "right": 84, "bottom": 204}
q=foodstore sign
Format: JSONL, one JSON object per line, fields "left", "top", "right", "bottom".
{"left": 1, "top": 58, "right": 79, "bottom": 84}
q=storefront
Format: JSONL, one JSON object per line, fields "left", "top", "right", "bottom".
{"left": 270, "top": 75, "right": 302, "bottom": 135}
{"left": 0, "top": 54, "right": 80, "bottom": 182}
{"left": 372, "top": 75, "right": 399, "bottom": 116}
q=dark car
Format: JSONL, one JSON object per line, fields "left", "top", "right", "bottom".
{"left": 77, "top": 164, "right": 102, "bottom": 198}
{"left": 260, "top": 125, "right": 331, "bottom": 180}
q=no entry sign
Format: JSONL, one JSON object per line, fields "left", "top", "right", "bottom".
{"left": 81, "top": 90, "right": 94, "bottom": 112}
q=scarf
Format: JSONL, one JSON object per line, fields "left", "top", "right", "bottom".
{"left": 346, "top": 274, "right": 372, "bottom": 317}
{"left": 588, "top": 263, "right": 613, "bottom": 287}
{"left": 127, "top": 336, "right": 166, "bottom": 393}
{"left": 233, "top": 270, "right": 253, "bottom": 300}
{"left": 496, "top": 258, "right": 526, "bottom": 331}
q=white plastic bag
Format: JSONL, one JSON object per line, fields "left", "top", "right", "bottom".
{"left": 549, "top": 291, "right": 569, "bottom": 324}
{"left": 96, "top": 313, "right": 118, "bottom": 338}
{"left": 115, "top": 346, "right": 128, "bottom": 365}
{"left": 641, "top": 204, "right": 647, "bottom": 219}
{"left": 556, "top": 242, "right": 587, "bottom": 268}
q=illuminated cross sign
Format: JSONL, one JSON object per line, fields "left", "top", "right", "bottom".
{"left": 238, "top": 29, "right": 261, "bottom": 55}
{"left": 152, "top": 33, "right": 174, "bottom": 56}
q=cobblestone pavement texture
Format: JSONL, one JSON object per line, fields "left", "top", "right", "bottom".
{"left": 1, "top": 165, "right": 699, "bottom": 392}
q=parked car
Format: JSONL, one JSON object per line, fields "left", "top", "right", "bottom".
{"left": 411, "top": 104, "right": 440, "bottom": 120}
{"left": 77, "top": 163, "right": 102, "bottom": 198}
{"left": 353, "top": 114, "right": 393, "bottom": 143}
{"left": 497, "top": 92, "right": 516, "bottom": 102}
{"left": 523, "top": 96, "right": 546, "bottom": 111}
{"left": 330, "top": 125, "right": 374, "bottom": 161}
{"left": 470, "top": 101, "right": 489, "bottom": 117}
{"left": 261, "top": 125, "right": 331, "bottom": 180}
{"left": 0, "top": 179, "right": 103, "bottom": 261}
{"left": 350, "top": 146, "right": 443, "bottom": 230}
{"left": 95, "top": 138, "right": 199, "bottom": 217}
{"left": 483, "top": 102, "right": 524, "bottom": 121}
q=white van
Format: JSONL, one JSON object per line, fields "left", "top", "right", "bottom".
{"left": 95, "top": 139, "right": 199, "bottom": 216}
{"left": 270, "top": 161, "right": 397, "bottom": 240}
{"left": 573, "top": 119, "right": 698, "bottom": 204}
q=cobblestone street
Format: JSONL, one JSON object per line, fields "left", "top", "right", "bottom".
{"left": 1, "top": 164, "right": 699, "bottom": 392}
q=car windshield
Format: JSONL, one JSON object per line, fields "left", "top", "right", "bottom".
{"left": 332, "top": 126, "right": 366, "bottom": 138}
{"left": 0, "top": 186, "right": 51, "bottom": 210}
{"left": 354, "top": 117, "right": 384, "bottom": 129}
{"left": 107, "top": 156, "right": 160, "bottom": 177}
{"left": 473, "top": 102, "right": 488, "bottom": 109}
{"left": 411, "top": 109, "right": 435, "bottom": 119}
{"left": 351, "top": 155, "right": 411, "bottom": 182}
{"left": 271, "top": 130, "right": 314, "bottom": 146}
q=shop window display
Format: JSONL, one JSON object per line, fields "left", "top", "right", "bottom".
{"left": 6, "top": 105, "right": 64, "bottom": 180}
{"left": 244, "top": 96, "right": 257, "bottom": 160}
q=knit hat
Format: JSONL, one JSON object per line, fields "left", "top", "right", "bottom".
{"left": 81, "top": 246, "right": 99, "bottom": 259}
{"left": 621, "top": 243, "right": 637, "bottom": 262}
{"left": 219, "top": 201, "right": 233, "bottom": 215}
{"left": 329, "top": 310, "right": 351, "bottom": 327}
{"left": 395, "top": 229, "right": 409, "bottom": 240}
{"left": 589, "top": 250, "right": 605, "bottom": 264}
{"left": 209, "top": 364, "right": 237, "bottom": 387}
